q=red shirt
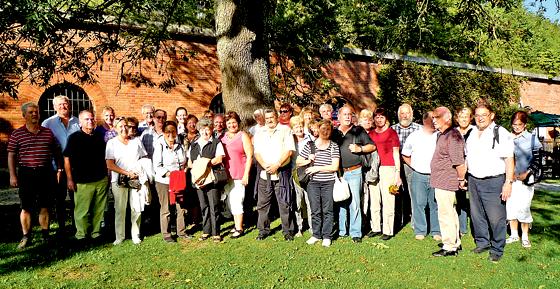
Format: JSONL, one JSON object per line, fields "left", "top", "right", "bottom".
{"left": 369, "top": 128, "right": 400, "bottom": 166}
{"left": 8, "top": 125, "right": 59, "bottom": 168}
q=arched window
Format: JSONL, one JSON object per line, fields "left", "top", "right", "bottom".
{"left": 39, "top": 82, "right": 92, "bottom": 123}
{"left": 327, "top": 96, "right": 348, "bottom": 121}
{"left": 209, "top": 93, "right": 225, "bottom": 114}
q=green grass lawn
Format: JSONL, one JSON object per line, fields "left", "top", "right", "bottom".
{"left": 1, "top": 188, "right": 558, "bottom": 288}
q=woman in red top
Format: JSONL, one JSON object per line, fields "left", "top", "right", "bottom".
{"left": 220, "top": 111, "right": 253, "bottom": 238}
{"left": 368, "top": 108, "right": 401, "bottom": 240}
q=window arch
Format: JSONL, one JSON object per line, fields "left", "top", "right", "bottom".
{"left": 327, "top": 96, "right": 349, "bottom": 121}
{"left": 39, "top": 82, "right": 92, "bottom": 123}
{"left": 209, "top": 93, "right": 225, "bottom": 114}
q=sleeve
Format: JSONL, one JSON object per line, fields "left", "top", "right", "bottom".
{"left": 358, "top": 129, "right": 374, "bottom": 145}
{"left": 105, "top": 139, "right": 115, "bottom": 160}
{"left": 284, "top": 128, "right": 296, "bottom": 152}
{"left": 7, "top": 131, "right": 18, "bottom": 153}
{"left": 215, "top": 142, "right": 225, "bottom": 157}
{"left": 299, "top": 142, "right": 311, "bottom": 159}
{"left": 152, "top": 140, "right": 167, "bottom": 177}
{"left": 449, "top": 132, "right": 466, "bottom": 166}
{"left": 390, "top": 129, "right": 400, "bottom": 148}
{"left": 331, "top": 143, "right": 340, "bottom": 159}
{"left": 401, "top": 133, "right": 414, "bottom": 157}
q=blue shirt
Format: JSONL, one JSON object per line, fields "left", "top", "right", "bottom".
{"left": 513, "top": 131, "right": 543, "bottom": 175}
{"left": 41, "top": 114, "right": 80, "bottom": 152}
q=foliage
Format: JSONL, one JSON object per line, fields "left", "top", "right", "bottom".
{"left": 0, "top": 187, "right": 559, "bottom": 287}
{"left": 377, "top": 61, "right": 521, "bottom": 124}
{"left": 0, "top": 0, "right": 213, "bottom": 98}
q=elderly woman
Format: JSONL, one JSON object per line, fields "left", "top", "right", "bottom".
{"left": 506, "top": 111, "right": 542, "bottom": 248}
{"left": 220, "top": 111, "right": 253, "bottom": 238}
{"left": 95, "top": 106, "right": 117, "bottom": 142}
{"left": 290, "top": 116, "right": 314, "bottom": 236}
{"left": 188, "top": 117, "right": 226, "bottom": 242}
{"left": 153, "top": 121, "right": 190, "bottom": 243}
{"left": 455, "top": 107, "right": 475, "bottom": 237}
{"left": 183, "top": 114, "right": 199, "bottom": 149}
{"left": 297, "top": 119, "right": 340, "bottom": 247}
{"left": 106, "top": 117, "right": 148, "bottom": 245}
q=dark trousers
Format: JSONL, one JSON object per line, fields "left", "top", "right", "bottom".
{"left": 196, "top": 184, "right": 221, "bottom": 236}
{"left": 307, "top": 180, "right": 334, "bottom": 239}
{"left": 468, "top": 174, "right": 507, "bottom": 257}
{"left": 55, "top": 172, "right": 74, "bottom": 231}
{"left": 256, "top": 178, "right": 294, "bottom": 236}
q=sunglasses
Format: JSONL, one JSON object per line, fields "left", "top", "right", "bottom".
{"left": 279, "top": 110, "right": 290, "bottom": 114}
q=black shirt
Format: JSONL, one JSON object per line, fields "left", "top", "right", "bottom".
{"left": 331, "top": 125, "right": 374, "bottom": 169}
{"left": 63, "top": 130, "right": 107, "bottom": 183}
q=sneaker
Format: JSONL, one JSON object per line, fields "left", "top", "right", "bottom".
{"left": 433, "top": 235, "right": 442, "bottom": 241}
{"left": 132, "top": 238, "right": 142, "bottom": 245}
{"left": 415, "top": 235, "right": 425, "bottom": 240}
{"left": 522, "top": 239, "right": 531, "bottom": 248}
{"left": 506, "top": 236, "right": 520, "bottom": 244}
{"left": 17, "top": 236, "right": 30, "bottom": 250}
{"left": 295, "top": 231, "right": 303, "bottom": 238}
{"left": 113, "top": 239, "right": 123, "bottom": 246}
{"left": 306, "top": 236, "right": 321, "bottom": 245}
{"left": 322, "top": 239, "right": 331, "bottom": 247}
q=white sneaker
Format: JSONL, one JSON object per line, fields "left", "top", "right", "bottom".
{"left": 322, "top": 239, "right": 331, "bottom": 247}
{"left": 113, "top": 239, "right": 123, "bottom": 246}
{"left": 132, "top": 238, "right": 142, "bottom": 245}
{"left": 506, "top": 236, "right": 519, "bottom": 244}
{"left": 522, "top": 239, "right": 531, "bottom": 248}
{"left": 306, "top": 236, "right": 321, "bottom": 245}
{"left": 415, "top": 235, "right": 425, "bottom": 240}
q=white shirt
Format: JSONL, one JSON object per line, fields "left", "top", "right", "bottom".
{"left": 466, "top": 122, "right": 514, "bottom": 178}
{"left": 106, "top": 137, "right": 148, "bottom": 182}
{"left": 401, "top": 129, "right": 438, "bottom": 174}
{"left": 254, "top": 124, "right": 295, "bottom": 180}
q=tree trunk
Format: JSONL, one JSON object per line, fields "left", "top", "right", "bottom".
{"left": 215, "top": 0, "right": 273, "bottom": 128}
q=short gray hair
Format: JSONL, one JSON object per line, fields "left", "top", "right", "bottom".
{"left": 53, "top": 95, "right": 69, "bottom": 106}
{"left": 196, "top": 117, "right": 213, "bottom": 131}
{"left": 21, "top": 102, "right": 39, "bottom": 117}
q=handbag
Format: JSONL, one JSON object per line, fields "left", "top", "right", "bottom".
{"left": 523, "top": 134, "right": 544, "bottom": 186}
{"left": 212, "top": 164, "right": 228, "bottom": 185}
{"left": 295, "top": 141, "right": 316, "bottom": 188}
{"left": 333, "top": 173, "right": 351, "bottom": 202}
{"left": 117, "top": 174, "right": 142, "bottom": 190}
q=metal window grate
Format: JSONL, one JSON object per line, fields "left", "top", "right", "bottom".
{"left": 39, "top": 83, "right": 92, "bottom": 123}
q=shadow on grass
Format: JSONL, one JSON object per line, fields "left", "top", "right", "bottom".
{"left": 531, "top": 188, "right": 560, "bottom": 244}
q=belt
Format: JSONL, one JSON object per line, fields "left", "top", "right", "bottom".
{"left": 471, "top": 173, "right": 505, "bottom": 180}
{"left": 19, "top": 166, "right": 49, "bottom": 170}
{"left": 343, "top": 164, "right": 362, "bottom": 172}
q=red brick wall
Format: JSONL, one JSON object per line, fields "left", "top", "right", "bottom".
{"left": 520, "top": 80, "right": 560, "bottom": 115}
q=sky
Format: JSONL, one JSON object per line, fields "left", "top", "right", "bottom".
{"left": 524, "top": 0, "right": 560, "bottom": 22}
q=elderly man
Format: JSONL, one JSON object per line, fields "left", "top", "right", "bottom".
{"left": 401, "top": 111, "right": 440, "bottom": 241}
{"left": 138, "top": 104, "right": 155, "bottom": 135}
{"left": 466, "top": 100, "right": 514, "bottom": 262}
{"left": 141, "top": 109, "right": 167, "bottom": 159}
{"left": 213, "top": 114, "right": 226, "bottom": 139}
{"left": 64, "top": 110, "right": 108, "bottom": 241}
{"left": 253, "top": 109, "right": 296, "bottom": 240}
{"left": 8, "top": 102, "right": 61, "bottom": 249}
{"left": 430, "top": 107, "right": 466, "bottom": 257}
{"left": 392, "top": 103, "right": 422, "bottom": 230}
{"left": 41, "top": 95, "right": 80, "bottom": 235}
{"left": 331, "top": 105, "right": 375, "bottom": 243}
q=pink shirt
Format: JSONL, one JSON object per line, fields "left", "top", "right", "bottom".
{"left": 220, "top": 132, "right": 247, "bottom": 180}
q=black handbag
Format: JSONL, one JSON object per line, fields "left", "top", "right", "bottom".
{"left": 296, "top": 141, "right": 316, "bottom": 188}
{"left": 212, "top": 164, "right": 228, "bottom": 185}
{"left": 117, "top": 174, "right": 142, "bottom": 190}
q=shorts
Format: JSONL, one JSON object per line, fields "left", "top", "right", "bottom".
{"left": 18, "top": 166, "right": 55, "bottom": 211}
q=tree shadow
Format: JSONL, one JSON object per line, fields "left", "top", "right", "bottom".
{"left": 531, "top": 188, "right": 560, "bottom": 244}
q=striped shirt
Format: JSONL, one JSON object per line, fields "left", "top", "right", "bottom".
{"left": 391, "top": 122, "right": 422, "bottom": 147}
{"left": 300, "top": 141, "right": 340, "bottom": 182}
{"left": 8, "top": 126, "right": 59, "bottom": 168}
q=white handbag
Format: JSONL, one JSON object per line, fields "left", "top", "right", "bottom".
{"left": 333, "top": 173, "right": 351, "bottom": 202}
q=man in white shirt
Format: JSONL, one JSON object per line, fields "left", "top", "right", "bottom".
{"left": 466, "top": 100, "right": 514, "bottom": 262}
{"left": 253, "top": 109, "right": 296, "bottom": 241}
{"left": 401, "top": 111, "right": 440, "bottom": 241}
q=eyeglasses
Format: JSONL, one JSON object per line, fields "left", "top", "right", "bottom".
{"left": 474, "top": 113, "right": 490, "bottom": 119}
{"left": 155, "top": 115, "right": 166, "bottom": 119}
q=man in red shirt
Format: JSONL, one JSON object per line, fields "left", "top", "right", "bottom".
{"left": 8, "top": 102, "right": 61, "bottom": 249}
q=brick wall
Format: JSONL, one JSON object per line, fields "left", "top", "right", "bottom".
{"left": 2, "top": 39, "right": 560, "bottom": 167}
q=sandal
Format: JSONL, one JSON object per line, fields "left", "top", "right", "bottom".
{"left": 231, "top": 229, "right": 244, "bottom": 239}
{"left": 198, "top": 234, "right": 210, "bottom": 241}
{"left": 212, "top": 236, "right": 222, "bottom": 243}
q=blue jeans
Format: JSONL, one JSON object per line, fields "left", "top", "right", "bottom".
{"left": 468, "top": 175, "right": 507, "bottom": 257}
{"left": 338, "top": 167, "right": 362, "bottom": 238}
{"left": 411, "top": 171, "right": 440, "bottom": 236}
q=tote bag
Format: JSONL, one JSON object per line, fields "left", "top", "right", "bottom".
{"left": 333, "top": 173, "right": 350, "bottom": 202}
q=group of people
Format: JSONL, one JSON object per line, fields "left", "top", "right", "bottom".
{"left": 8, "top": 97, "right": 542, "bottom": 263}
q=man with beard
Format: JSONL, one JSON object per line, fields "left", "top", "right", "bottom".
{"left": 391, "top": 103, "right": 422, "bottom": 233}
{"left": 41, "top": 95, "right": 81, "bottom": 236}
